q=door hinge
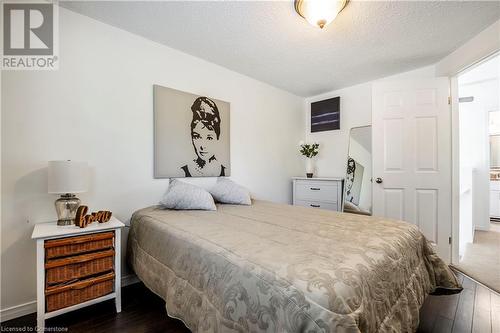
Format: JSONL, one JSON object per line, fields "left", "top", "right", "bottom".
{"left": 448, "top": 96, "right": 451, "bottom": 105}
{"left": 449, "top": 236, "right": 452, "bottom": 244}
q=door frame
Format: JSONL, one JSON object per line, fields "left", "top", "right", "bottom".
{"left": 450, "top": 50, "right": 500, "bottom": 265}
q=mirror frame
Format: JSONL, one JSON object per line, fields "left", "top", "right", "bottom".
{"left": 343, "top": 125, "right": 372, "bottom": 215}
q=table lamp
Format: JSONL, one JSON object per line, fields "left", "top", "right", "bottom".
{"left": 48, "top": 160, "right": 88, "bottom": 226}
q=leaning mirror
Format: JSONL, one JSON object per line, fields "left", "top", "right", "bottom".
{"left": 343, "top": 126, "right": 372, "bottom": 215}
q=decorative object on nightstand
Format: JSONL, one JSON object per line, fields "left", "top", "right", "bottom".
{"left": 298, "top": 141, "right": 320, "bottom": 178}
{"left": 31, "top": 217, "right": 125, "bottom": 330}
{"left": 75, "top": 205, "right": 113, "bottom": 228}
{"left": 48, "top": 160, "right": 88, "bottom": 226}
{"left": 292, "top": 177, "right": 344, "bottom": 211}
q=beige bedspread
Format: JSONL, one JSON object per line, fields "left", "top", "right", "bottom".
{"left": 127, "top": 200, "right": 461, "bottom": 333}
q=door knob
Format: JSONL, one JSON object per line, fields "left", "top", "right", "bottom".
{"left": 375, "top": 177, "right": 383, "bottom": 184}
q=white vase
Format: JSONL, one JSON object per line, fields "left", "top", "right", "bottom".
{"left": 305, "top": 158, "right": 314, "bottom": 177}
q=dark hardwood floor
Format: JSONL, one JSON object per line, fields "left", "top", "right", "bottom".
{"left": 2, "top": 271, "right": 499, "bottom": 333}
{"left": 418, "top": 270, "right": 500, "bottom": 333}
{"left": 1, "top": 283, "right": 189, "bottom": 333}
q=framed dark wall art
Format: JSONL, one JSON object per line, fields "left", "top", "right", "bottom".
{"left": 310, "top": 97, "right": 340, "bottom": 132}
{"left": 154, "top": 85, "right": 230, "bottom": 178}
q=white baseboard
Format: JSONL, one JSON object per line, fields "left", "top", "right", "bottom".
{"left": 474, "top": 225, "right": 491, "bottom": 231}
{"left": 0, "top": 301, "right": 37, "bottom": 323}
{"left": 0, "top": 274, "right": 141, "bottom": 323}
{"left": 121, "top": 273, "right": 140, "bottom": 286}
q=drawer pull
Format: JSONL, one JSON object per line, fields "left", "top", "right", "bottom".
{"left": 71, "top": 280, "right": 95, "bottom": 290}
{"left": 310, "top": 187, "right": 321, "bottom": 191}
{"left": 310, "top": 204, "right": 320, "bottom": 208}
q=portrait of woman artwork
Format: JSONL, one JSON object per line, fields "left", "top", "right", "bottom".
{"left": 154, "top": 85, "right": 230, "bottom": 178}
{"left": 345, "top": 157, "right": 364, "bottom": 205}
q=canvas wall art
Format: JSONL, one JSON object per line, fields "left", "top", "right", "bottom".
{"left": 310, "top": 96, "right": 340, "bottom": 132}
{"left": 154, "top": 85, "right": 230, "bottom": 178}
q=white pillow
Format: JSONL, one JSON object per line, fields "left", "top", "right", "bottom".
{"left": 209, "top": 178, "right": 251, "bottom": 205}
{"left": 160, "top": 179, "right": 216, "bottom": 211}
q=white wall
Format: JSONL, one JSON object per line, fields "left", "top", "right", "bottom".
{"left": 304, "top": 66, "right": 436, "bottom": 178}
{"left": 458, "top": 55, "right": 500, "bottom": 231}
{"left": 0, "top": 8, "right": 304, "bottom": 314}
{"left": 459, "top": 94, "right": 490, "bottom": 232}
{"left": 459, "top": 165, "right": 473, "bottom": 257}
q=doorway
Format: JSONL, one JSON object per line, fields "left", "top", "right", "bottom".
{"left": 455, "top": 54, "right": 500, "bottom": 293}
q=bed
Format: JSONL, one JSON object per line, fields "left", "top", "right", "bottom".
{"left": 127, "top": 200, "right": 461, "bottom": 333}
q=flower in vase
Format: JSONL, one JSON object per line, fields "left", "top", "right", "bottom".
{"left": 299, "top": 142, "right": 320, "bottom": 158}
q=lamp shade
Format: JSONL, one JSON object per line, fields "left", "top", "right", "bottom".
{"left": 48, "top": 160, "right": 88, "bottom": 194}
{"left": 295, "top": 0, "right": 349, "bottom": 29}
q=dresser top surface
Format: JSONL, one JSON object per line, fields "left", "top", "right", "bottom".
{"left": 32, "top": 217, "right": 125, "bottom": 240}
{"left": 292, "top": 177, "right": 344, "bottom": 181}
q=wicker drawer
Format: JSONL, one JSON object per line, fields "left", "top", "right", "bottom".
{"left": 45, "top": 250, "right": 114, "bottom": 285}
{"left": 45, "top": 272, "right": 114, "bottom": 312}
{"left": 45, "top": 232, "right": 114, "bottom": 259}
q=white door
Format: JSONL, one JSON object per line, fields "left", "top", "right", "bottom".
{"left": 372, "top": 78, "right": 452, "bottom": 262}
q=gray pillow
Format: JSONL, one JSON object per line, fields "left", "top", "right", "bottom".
{"left": 160, "top": 179, "right": 216, "bottom": 211}
{"left": 209, "top": 178, "right": 251, "bottom": 205}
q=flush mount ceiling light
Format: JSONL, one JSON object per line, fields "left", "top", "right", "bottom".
{"left": 294, "top": 0, "right": 349, "bottom": 29}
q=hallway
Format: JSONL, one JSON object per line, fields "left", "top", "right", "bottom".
{"left": 456, "top": 223, "right": 500, "bottom": 293}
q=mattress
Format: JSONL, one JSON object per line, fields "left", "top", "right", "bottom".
{"left": 127, "top": 200, "right": 461, "bottom": 333}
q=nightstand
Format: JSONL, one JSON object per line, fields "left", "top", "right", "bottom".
{"left": 292, "top": 177, "right": 344, "bottom": 211}
{"left": 31, "top": 217, "right": 125, "bottom": 329}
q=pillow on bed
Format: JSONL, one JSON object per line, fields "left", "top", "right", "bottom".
{"left": 160, "top": 179, "right": 216, "bottom": 211}
{"left": 209, "top": 178, "right": 251, "bottom": 205}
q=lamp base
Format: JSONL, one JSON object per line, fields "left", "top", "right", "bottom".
{"left": 57, "top": 219, "right": 74, "bottom": 226}
{"left": 55, "top": 194, "right": 81, "bottom": 226}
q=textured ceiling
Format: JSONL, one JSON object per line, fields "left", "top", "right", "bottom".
{"left": 459, "top": 54, "right": 499, "bottom": 85}
{"left": 60, "top": 1, "right": 500, "bottom": 97}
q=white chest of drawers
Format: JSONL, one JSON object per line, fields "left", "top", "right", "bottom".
{"left": 292, "top": 177, "right": 344, "bottom": 211}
